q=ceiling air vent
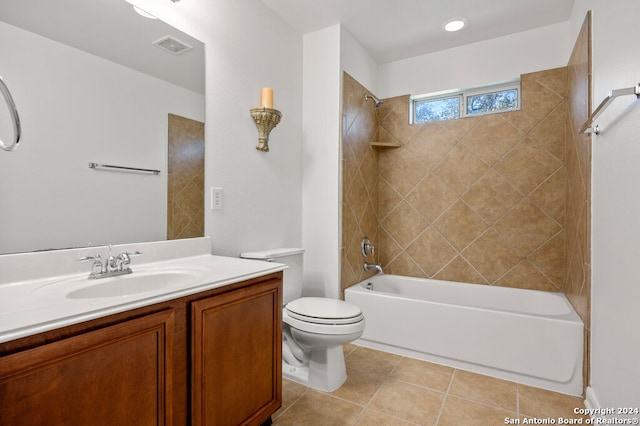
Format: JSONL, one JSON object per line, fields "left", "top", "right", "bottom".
{"left": 152, "top": 36, "right": 193, "bottom": 55}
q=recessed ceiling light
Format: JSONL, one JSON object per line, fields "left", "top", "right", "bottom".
{"left": 133, "top": 6, "right": 158, "bottom": 19}
{"left": 444, "top": 17, "right": 469, "bottom": 32}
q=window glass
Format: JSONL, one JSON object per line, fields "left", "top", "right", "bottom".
{"left": 411, "top": 80, "right": 520, "bottom": 124}
{"left": 466, "top": 89, "right": 518, "bottom": 115}
{"left": 414, "top": 96, "right": 460, "bottom": 123}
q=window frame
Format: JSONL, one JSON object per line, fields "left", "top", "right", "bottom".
{"left": 410, "top": 79, "right": 521, "bottom": 124}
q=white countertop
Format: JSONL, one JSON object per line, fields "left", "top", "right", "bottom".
{"left": 0, "top": 238, "right": 286, "bottom": 344}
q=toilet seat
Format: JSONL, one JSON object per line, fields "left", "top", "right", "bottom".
{"left": 284, "top": 297, "right": 365, "bottom": 335}
{"left": 286, "top": 297, "right": 363, "bottom": 325}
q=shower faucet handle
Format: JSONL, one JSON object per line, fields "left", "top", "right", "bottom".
{"left": 361, "top": 237, "right": 375, "bottom": 258}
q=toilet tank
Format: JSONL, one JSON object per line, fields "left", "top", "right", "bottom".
{"left": 239, "top": 248, "right": 305, "bottom": 305}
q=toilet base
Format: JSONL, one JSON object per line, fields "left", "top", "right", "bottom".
{"left": 282, "top": 345, "right": 347, "bottom": 392}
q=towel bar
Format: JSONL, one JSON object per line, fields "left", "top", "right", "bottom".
{"left": 0, "top": 76, "right": 21, "bottom": 152}
{"left": 89, "top": 162, "right": 161, "bottom": 175}
{"left": 580, "top": 84, "right": 640, "bottom": 135}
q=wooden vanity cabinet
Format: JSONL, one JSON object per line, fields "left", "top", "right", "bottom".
{"left": 0, "top": 271, "right": 282, "bottom": 426}
{"left": 192, "top": 277, "right": 282, "bottom": 425}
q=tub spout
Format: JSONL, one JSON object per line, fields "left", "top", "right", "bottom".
{"left": 364, "top": 262, "right": 384, "bottom": 275}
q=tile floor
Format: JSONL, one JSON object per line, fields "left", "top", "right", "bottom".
{"left": 272, "top": 344, "right": 588, "bottom": 425}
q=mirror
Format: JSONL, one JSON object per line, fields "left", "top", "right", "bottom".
{"left": 0, "top": 0, "right": 205, "bottom": 255}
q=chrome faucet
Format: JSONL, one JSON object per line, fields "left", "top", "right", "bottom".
{"left": 108, "top": 251, "right": 134, "bottom": 273}
{"left": 362, "top": 237, "right": 383, "bottom": 274}
{"left": 363, "top": 262, "right": 384, "bottom": 275}
{"left": 78, "top": 246, "right": 141, "bottom": 279}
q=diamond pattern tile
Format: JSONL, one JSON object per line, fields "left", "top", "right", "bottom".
{"left": 379, "top": 95, "right": 419, "bottom": 145}
{"left": 348, "top": 106, "right": 376, "bottom": 161}
{"left": 529, "top": 168, "right": 566, "bottom": 225}
{"left": 344, "top": 233, "right": 362, "bottom": 276}
{"left": 406, "top": 124, "right": 458, "bottom": 170}
{"left": 534, "top": 67, "right": 569, "bottom": 98}
{"left": 380, "top": 148, "right": 427, "bottom": 196}
{"left": 462, "top": 114, "right": 524, "bottom": 166}
{"left": 495, "top": 260, "right": 559, "bottom": 292}
{"left": 529, "top": 230, "right": 566, "bottom": 288}
{"left": 342, "top": 73, "right": 365, "bottom": 133}
{"left": 345, "top": 171, "right": 370, "bottom": 223}
{"left": 378, "top": 178, "right": 402, "bottom": 220}
{"left": 406, "top": 227, "right": 457, "bottom": 276}
{"left": 564, "top": 14, "right": 591, "bottom": 333}
{"left": 494, "top": 137, "right": 563, "bottom": 195}
{"left": 378, "top": 228, "right": 403, "bottom": 266}
{"left": 360, "top": 146, "right": 379, "bottom": 200}
{"left": 505, "top": 74, "right": 565, "bottom": 134}
{"left": 462, "top": 230, "right": 520, "bottom": 283}
{"left": 359, "top": 202, "right": 378, "bottom": 240}
{"left": 341, "top": 67, "right": 573, "bottom": 293}
{"left": 463, "top": 169, "right": 522, "bottom": 224}
{"left": 527, "top": 103, "right": 567, "bottom": 161}
{"left": 385, "top": 251, "right": 426, "bottom": 277}
{"left": 434, "top": 256, "right": 487, "bottom": 284}
{"left": 406, "top": 174, "right": 458, "bottom": 222}
{"left": 433, "top": 201, "right": 487, "bottom": 251}
{"left": 433, "top": 144, "right": 488, "bottom": 195}
{"left": 437, "top": 114, "right": 482, "bottom": 140}
{"left": 342, "top": 201, "right": 358, "bottom": 248}
{"left": 382, "top": 201, "right": 428, "bottom": 248}
{"left": 167, "top": 114, "right": 204, "bottom": 240}
{"left": 340, "top": 73, "right": 381, "bottom": 291}
{"left": 494, "top": 200, "right": 562, "bottom": 257}
{"left": 342, "top": 136, "right": 359, "bottom": 193}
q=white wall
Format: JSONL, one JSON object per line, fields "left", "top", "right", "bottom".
{"left": 0, "top": 21, "right": 204, "bottom": 254}
{"left": 569, "top": 0, "right": 640, "bottom": 410}
{"left": 340, "top": 27, "right": 379, "bottom": 96}
{"left": 301, "top": 25, "right": 342, "bottom": 298}
{"left": 298, "top": 25, "right": 379, "bottom": 299}
{"left": 129, "top": 0, "right": 304, "bottom": 259}
{"left": 378, "top": 22, "right": 570, "bottom": 98}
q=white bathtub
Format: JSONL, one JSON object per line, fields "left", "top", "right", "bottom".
{"left": 344, "top": 275, "right": 584, "bottom": 395}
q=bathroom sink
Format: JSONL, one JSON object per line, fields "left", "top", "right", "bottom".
{"left": 33, "top": 267, "right": 207, "bottom": 299}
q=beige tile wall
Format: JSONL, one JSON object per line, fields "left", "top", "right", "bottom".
{"left": 376, "top": 68, "right": 568, "bottom": 291}
{"left": 167, "top": 113, "right": 205, "bottom": 240}
{"left": 566, "top": 11, "right": 592, "bottom": 390}
{"left": 341, "top": 73, "right": 380, "bottom": 293}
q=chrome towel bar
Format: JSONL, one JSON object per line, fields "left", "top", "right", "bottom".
{"left": 89, "top": 162, "right": 161, "bottom": 175}
{"left": 580, "top": 83, "right": 640, "bottom": 135}
{"left": 0, "top": 75, "right": 21, "bottom": 152}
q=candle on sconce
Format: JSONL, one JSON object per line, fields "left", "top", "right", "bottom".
{"left": 251, "top": 87, "right": 282, "bottom": 152}
{"left": 260, "top": 87, "right": 274, "bottom": 109}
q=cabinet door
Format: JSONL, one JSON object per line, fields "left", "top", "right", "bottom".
{"left": 192, "top": 278, "right": 281, "bottom": 426}
{"left": 0, "top": 309, "right": 174, "bottom": 426}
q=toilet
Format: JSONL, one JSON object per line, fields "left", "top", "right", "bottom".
{"left": 240, "top": 248, "right": 365, "bottom": 392}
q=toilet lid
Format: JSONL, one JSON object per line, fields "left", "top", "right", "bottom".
{"left": 285, "top": 297, "right": 364, "bottom": 325}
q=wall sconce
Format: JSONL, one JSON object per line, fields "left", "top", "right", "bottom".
{"left": 251, "top": 88, "right": 282, "bottom": 152}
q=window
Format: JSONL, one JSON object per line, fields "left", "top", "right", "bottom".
{"left": 411, "top": 80, "right": 520, "bottom": 124}
{"left": 413, "top": 95, "right": 461, "bottom": 123}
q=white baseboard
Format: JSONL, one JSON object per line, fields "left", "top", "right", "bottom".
{"left": 584, "top": 387, "right": 626, "bottom": 421}
{"left": 584, "top": 386, "right": 600, "bottom": 413}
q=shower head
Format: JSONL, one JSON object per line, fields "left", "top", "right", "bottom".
{"left": 364, "top": 93, "right": 383, "bottom": 108}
